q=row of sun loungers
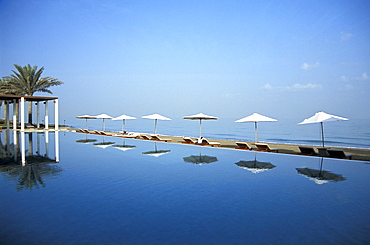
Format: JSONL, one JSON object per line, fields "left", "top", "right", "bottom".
{"left": 182, "top": 137, "right": 221, "bottom": 147}
{"left": 235, "top": 142, "right": 280, "bottom": 152}
{"left": 76, "top": 129, "right": 172, "bottom": 142}
{"left": 299, "top": 146, "right": 352, "bottom": 159}
{"left": 76, "top": 129, "right": 352, "bottom": 158}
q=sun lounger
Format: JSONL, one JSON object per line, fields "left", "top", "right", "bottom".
{"left": 318, "top": 148, "right": 330, "bottom": 157}
{"left": 197, "top": 138, "right": 221, "bottom": 147}
{"left": 299, "top": 146, "right": 318, "bottom": 156}
{"left": 122, "top": 132, "right": 141, "bottom": 138}
{"left": 93, "top": 130, "right": 108, "bottom": 135}
{"left": 76, "top": 128, "right": 88, "bottom": 133}
{"left": 235, "top": 142, "right": 253, "bottom": 150}
{"left": 151, "top": 135, "right": 172, "bottom": 142}
{"left": 327, "top": 149, "right": 353, "bottom": 160}
{"left": 255, "top": 143, "right": 279, "bottom": 152}
{"left": 182, "top": 137, "right": 197, "bottom": 144}
{"left": 140, "top": 134, "right": 151, "bottom": 140}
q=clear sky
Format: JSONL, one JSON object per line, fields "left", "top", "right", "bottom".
{"left": 1, "top": 0, "right": 369, "bottom": 123}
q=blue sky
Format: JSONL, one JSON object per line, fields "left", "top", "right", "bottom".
{"left": 1, "top": 0, "right": 369, "bottom": 124}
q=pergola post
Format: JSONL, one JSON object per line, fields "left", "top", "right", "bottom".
{"left": 20, "top": 97, "right": 25, "bottom": 131}
{"left": 55, "top": 131, "right": 59, "bottom": 162}
{"left": 5, "top": 102, "right": 10, "bottom": 129}
{"left": 54, "top": 99, "right": 59, "bottom": 130}
{"left": 45, "top": 101, "right": 49, "bottom": 129}
{"left": 36, "top": 102, "right": 40, "bottom": 128}
{"left": 13, "top": 99, "right": 17, "bottom": 130}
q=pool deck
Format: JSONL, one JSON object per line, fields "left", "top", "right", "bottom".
{"left": 64, "top": 128, "right": 370, "bottom": 162}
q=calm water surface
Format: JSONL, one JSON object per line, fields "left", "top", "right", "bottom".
{"left": 0, "top": 131, "right": 369, "bottom": 244}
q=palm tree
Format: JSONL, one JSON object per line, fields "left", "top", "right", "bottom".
{"left": 1, "top": 64, "right": 63, "bottom": 124}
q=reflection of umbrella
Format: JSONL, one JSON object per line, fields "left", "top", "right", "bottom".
{"left": 113, "top": 145, "right": 136, "bottom": 151}
{"left": 296, "top": 158, "right": 346, "bottom": 184}
{"left": 183, "top": 113, "right": 218, "bottom": 138}
{"left": 76, "top": 114, "right": 96, "bottom": 129}
{"left": 93, "top": 141, "right": 115, "bottom": 149}
{"left": 76, "top": 139, "right": 97, "bottom": 144}
{"left": 93, "top": 135, "right": 114, "bottom": 149}
{"left": 298, "top": 111, "right": 348, "bottom": 147}
{"left": 142, "top": 113, "right": 171, "bottom": 134}
{"left": 76, "top": 131, "right": 97, "bottom": 144}
{"left": 235, "top": 153, "right": 275, "bottom": 174}
{"left": 235, "top": 113, "right": 277, "bottom": 143}
{"left": 112, "top": 114, "right": 136, "bottom": 133}
{"left": 94, "top": 114, "right": 113, "bottom": 131}
{"left": 142, "top": 142, "right": 171, "bottom": 157}
{"left": 183, "top": 146, "right": 218, "bottom": 165}
{"left": 112, "top": 138, "right": 136, "bottom": 151}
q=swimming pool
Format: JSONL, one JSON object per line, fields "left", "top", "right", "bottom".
{"left": 1, "top": 131, "right": 369, "bottom": 244}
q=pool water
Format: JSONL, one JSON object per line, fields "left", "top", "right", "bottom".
{"left": 1, "top": 131, "right": 369, "bottom": 244}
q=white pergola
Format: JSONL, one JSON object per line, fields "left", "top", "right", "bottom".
{"left": 0, "top": 94, "right": 59, "bottom": 131}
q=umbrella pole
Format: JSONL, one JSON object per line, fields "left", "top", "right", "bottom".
{"left": 154, "top": 119, "right": 157, "bottom": 134}
{"left": 255, "top": 122, "right": 258, "bottom": 143}
{"left": 199, "top": 119, "right": 202, "bottom": 138}
{"left": 102, "top": 119, "right": 105, "bottom": 131}
{"left": 321, "top": 122, "right": 325, "bottom": 147}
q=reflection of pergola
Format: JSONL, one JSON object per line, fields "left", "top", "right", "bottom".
{"left": 0, "top": 94, "right": 59, "bottom": 131}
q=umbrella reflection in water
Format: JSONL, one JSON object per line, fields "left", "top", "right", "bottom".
{"left": 112, "top": 138, "right": 136, "bottom": 152}
{"left": 76, "top": 133, "right": 97, "bottom": 144}
{"left": 142, "top": 142, "right": 171, "bottom": 157}
{"left": 235, "top": 152, "right": 276, "bottom": 174}
{"left": 296, "top": 157, "right": 346, "bottom": 184}
{"left": 93, "top": 135, "right": 114, "bottom": 149}
{"left": 183, "top": 146, "right": 218, "bottom": 165}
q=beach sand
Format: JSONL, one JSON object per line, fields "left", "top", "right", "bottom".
{"left": 67, "top": 128, "right": 370, "bottom": 162}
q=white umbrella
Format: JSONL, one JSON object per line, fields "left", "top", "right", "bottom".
{"left": 183, "top": 113, "right": 218, "bottom": 138}
{"left": 235, "top": 113, "right": 277, "bottom": 143}
{"left": 298, "top": 111, "right": 348, "bottom": 147}
{"left": 76, "top": 114, "right": 96, "bottom": 129}
{"left": 94, "top": 114, "right": 113, "bottom": 131}
{"left": 142, "top": 113, "right": 171, "bottom": 134}
{"left": 112, "top": 114, "right": 136, "bottom": 133}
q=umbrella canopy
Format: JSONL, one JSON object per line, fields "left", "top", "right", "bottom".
{"left": 112, "top": 114, "right": 136, "bottom": 133}
{"left": 296, "top": 158, "right": 346, "bottom": 184}
{"left": 298, "top": 111, "right": 348, "bottom": 147}
{"left": 235, "top": 113, "right": 277, "bottom": 143}
{"left": 76, "top": 114, "right": 96, "bottom": 129}
{"left": 94, "top": 114, "right": 113, "bottom": 131}
{"left": 142, "top": 113, "right": 171, "bottom": 134}
{"left": 183, "top": 113, "right": 218, "bottom": 138}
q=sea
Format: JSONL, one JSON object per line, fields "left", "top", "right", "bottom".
{"left": 70, "top": 117, "right": 370, "bottom": 149}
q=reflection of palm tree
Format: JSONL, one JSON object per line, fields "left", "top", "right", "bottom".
{"left": 3, "top": 163, "right": 63, "bottom": 191}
